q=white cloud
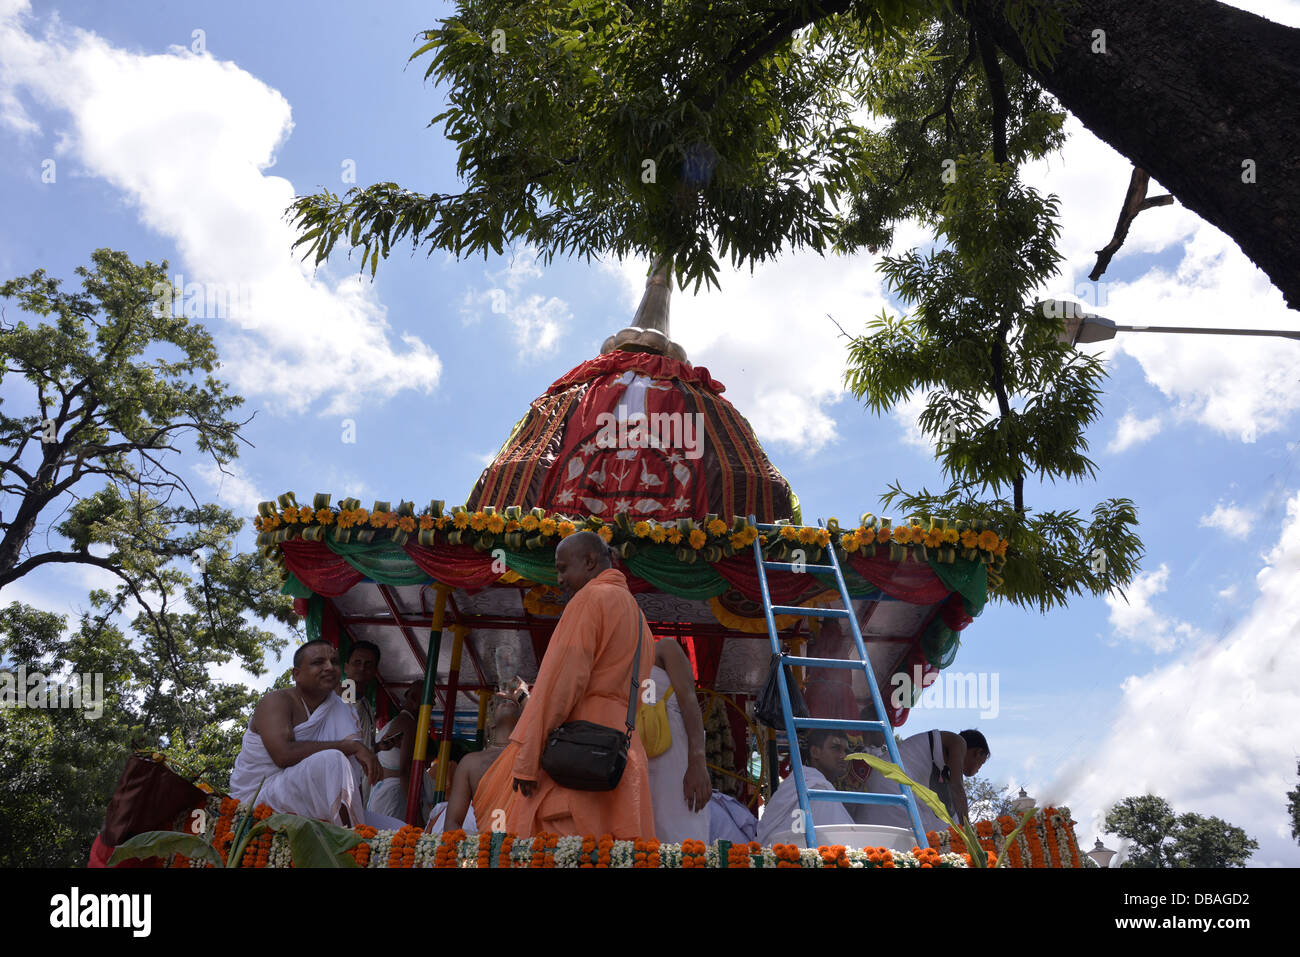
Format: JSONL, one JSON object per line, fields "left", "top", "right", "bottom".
{"left": 0, "top": 1, "right": 441, "bottom": 417}
{"left": 1104, "top": 564, "right": 1203, "bottom": 653}
{"left": 460, "top": 246, "right": 572, "bottom": 354}
{"left": 194, "top": 460, "right": 265, "bottom": 518}
{"left": 1021, "top": 113, "right": 1299, "bottom": 448}
{"left": 1098, "top": 225, "right": 1299, "bottom": 443}
{"left": 1052, "top": 489, "right": 1300, "bottom": 866}
{"left": 1226, "top": 0, "right": 1300, "bottom": 28}
{"left": 1199, "top": 501, "right": 1257, "bottom": 534}
{"left": 1106, "top": 411, "right": 1162, "bottom": 454}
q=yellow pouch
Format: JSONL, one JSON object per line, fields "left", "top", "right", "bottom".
{"left": 636, "top": 685, "right": 675, "bottom": 758}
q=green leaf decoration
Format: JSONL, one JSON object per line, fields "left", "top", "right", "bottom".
{"left": 846, "top": 752, "right": 954, "bottom": 829}
{"left": 262, "top": 813, "right": 362, "bottom": 868}
{"left": 108, "top": 830, "right": 224, "bottom": 868}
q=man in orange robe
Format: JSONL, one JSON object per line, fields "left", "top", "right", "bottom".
{"left": 503, "top": 531, "right": 656, "bottom": 839}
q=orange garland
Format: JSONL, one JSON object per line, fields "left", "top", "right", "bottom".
{"left": 773, "top": 843, "right": 802, "bottom": 868}
{"left": 436, "top": 829, "right": 466, "bottom": 868}
{"left": 350, "top": 825, "right": 377, "bottom": 867}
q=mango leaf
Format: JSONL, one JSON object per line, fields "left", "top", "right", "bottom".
{"left": 846, "top": 752, "right": 955, "bottom": 828}
{"left": 108, "top": 831, "right": 224, "bottom": 868}
{"left": 262, "top": 813, "right": 362, "bottom": 868}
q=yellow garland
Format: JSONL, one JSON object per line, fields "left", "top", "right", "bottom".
{"left": 522, "top": 585, "right": 564, "bottom": 617}
{"left": 253, "top": 496, "right": 1012, "bottom": 579}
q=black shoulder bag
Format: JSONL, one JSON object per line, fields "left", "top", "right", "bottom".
{"left": 540, "top": 613, "right": 643, "bottom": 792}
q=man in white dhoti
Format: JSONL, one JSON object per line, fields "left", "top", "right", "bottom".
{"left": 856, "top": 729, "right": 990, "bottom": 832}
{"left": 643, "top": 637, "right": 711, "bottom": 842}
{"left": 757, "top": 729, "right": 854, "bottom": 846}
{"left": 230, "top": 640, "right": 382, "bottom": 827}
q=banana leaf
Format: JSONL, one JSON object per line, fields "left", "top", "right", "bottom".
{"left": 847, "top": 752, "right": 955, "bottom": 829}
{"left": 261, "top": 813, "right": 362, "bottom": 868}
{"left": 108, "top": 831, "right": 223, "bottom": 868}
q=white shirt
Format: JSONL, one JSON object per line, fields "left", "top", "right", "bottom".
{"left": 858, "top": 731, "right": 949, "bottom": 833}
{"left": 757, "top": 766, "right": 854, "bottom": 846}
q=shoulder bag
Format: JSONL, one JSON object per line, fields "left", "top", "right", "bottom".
{"left": 540, "top": 607, "right": 644, "bottom": 791}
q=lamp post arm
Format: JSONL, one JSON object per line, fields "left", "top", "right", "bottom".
{"left": 1114, "top": 324, "right": 1300, "bottom": 340}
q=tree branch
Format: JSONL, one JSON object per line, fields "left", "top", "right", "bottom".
{"left": 1089, "top": 166, "right": 1175, "bottom": 280}
{"left": 919, "top": 26, "right": 978, "bottom": 143}
{"left": 975, "top": 22, "right": 1009, "bottom": 164}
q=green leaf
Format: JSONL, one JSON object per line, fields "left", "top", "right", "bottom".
{"left": 262, "top": 813, "right": 362, "bottom": 868}
{"left": 847, "top": 751, "right": 954, "bottom": 828}
{"left": 108, "top": 830, "right": 224, "bottom": 868}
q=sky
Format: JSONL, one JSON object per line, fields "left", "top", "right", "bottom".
{"left": 1, "top": 0, "right": 1298, "bottom": 865}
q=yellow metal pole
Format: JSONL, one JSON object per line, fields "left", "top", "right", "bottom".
{"left": 432, "top": 624, "right": 468, "bottom": 803}
{"left": 404, "top": 583, "right": 450, "bottom": 824}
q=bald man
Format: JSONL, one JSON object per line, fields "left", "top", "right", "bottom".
{"left": 504, "top": 532, "right": 656, "bottom": 839}
{"left": 230, "top": 640, "right": 382, "bottom": 827}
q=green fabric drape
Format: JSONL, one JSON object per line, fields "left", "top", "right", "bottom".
{"left": 810, "top": 565, "right": 887, "bottom": 600}
{"left": 328, "top": 539, "right": 431, "bottom": 586}
{"left": 306, "top": 594, "right": 323, "bottom": 643}
{"left": 927, "top": 556, "right": 988, "bottom": 617}
{"left": 280, "top": 570, "right": 314, "bottom": 598}
{"left": 502, "top": 550, "right": 559, "bottom": 586}
{"left": 624, "top": 548, "right": 730, "bottom": 599}
{"left": 920, "top": 616, "right": 962, "bottom": 668}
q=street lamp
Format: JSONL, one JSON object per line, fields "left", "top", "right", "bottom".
{"left": 1086, "top": 838, "right": 1117, "bottom": 869}
{"left": 1039, "top": 300, "right": 1300, "bottom": 346}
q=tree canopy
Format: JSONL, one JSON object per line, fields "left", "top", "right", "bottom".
{"left": 1103, "top": 794, "right": 1258, "bottom": 868}
{"left": 290, "top": 0, "right": 1299, "bottom": 304}
{"left": 0, "top": 250, "right": 297, "bottom": 866}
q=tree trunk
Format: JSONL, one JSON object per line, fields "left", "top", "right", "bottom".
{"left": 971, "top": 0, "right": 1300, "bottom": 310}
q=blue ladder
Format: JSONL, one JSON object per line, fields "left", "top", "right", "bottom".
{"left": 749, "top": 516, "right": 930, "bottom": 850}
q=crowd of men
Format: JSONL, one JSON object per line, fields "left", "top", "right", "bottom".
{"left": 229, "top": 531, "right": 991, "bottom": 844}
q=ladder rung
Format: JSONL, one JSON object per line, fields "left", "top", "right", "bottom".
{"left": 783, "top": 655, "right": 866, "bottom": 671}
{"left": 791, "top": 717, "right": 888, "bottom": 733}
{"left": 769, "top": 605, "right": 851, "bottom": 619}
{"left": 761, "top": 561, "right": 837, "bottom": 573}
{"left": 808, "top": 790, "right": 912, "bottom": 807}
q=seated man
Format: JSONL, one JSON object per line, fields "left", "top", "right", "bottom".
{"left": 757, "top": 729, "right": 854, "bottom": 846}
{"left": 434, "top": 694, "right": 524, "bottom": 833}
{"left": 230, "top": 639, "right": 382, "bottom": 827}
{"left": 856, "top": 728, "right": 990, "bottom": 833}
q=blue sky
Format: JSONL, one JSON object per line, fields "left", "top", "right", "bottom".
{"left": 2, "top": 0, "right": 1299, "bottom": 865}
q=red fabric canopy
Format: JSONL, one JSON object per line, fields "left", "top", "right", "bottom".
{"left": 281, "top": 540, "right": 364, "bottom": 597}
{"left": 546, "top": 350, "right": 726, "bottom": 395}
{"left": 848, "top": 553, "right": 953, "bottom": 605}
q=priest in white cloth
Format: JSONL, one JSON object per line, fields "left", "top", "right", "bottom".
{"left": 856, "top": 729, "right": 990, "bottom": 832}
{"left": 757, "top": 729, "right": 854, "bottom": 846}
{"left": 230, "top": 639, "right": 383, "bottom": 827}
{"left": 643, "top": 637, "right": 711, "bottom": 842}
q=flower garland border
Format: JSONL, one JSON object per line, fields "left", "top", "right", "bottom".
{"left": 253, "top": 494, "right": 1012, "bottom": 588}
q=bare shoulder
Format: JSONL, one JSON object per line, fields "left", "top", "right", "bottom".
{"left": 250, "top": 687, "right": 294, "bottom": 734}
{"left": 461, "top": 749, "right": 495, "bottom": 772}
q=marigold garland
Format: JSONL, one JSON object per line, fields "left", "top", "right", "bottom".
{"left": 164, "top": 798, "right": 1083, "bottom": 869}
{"left": 255, "top": 496, "right": 1011, "bottom": 583}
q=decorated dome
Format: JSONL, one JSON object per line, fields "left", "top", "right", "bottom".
{"left": 465, "top": 258, "right": 800, "bottom": 524}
